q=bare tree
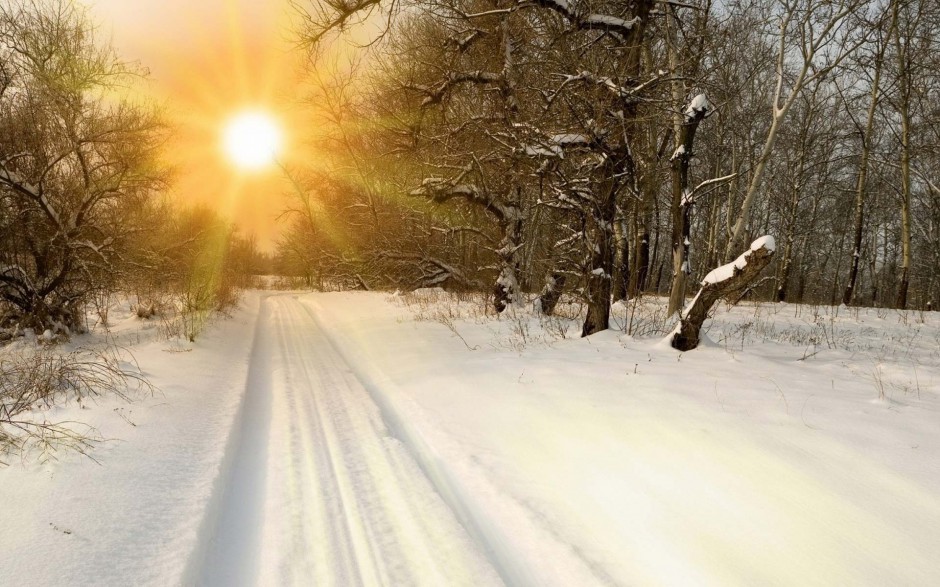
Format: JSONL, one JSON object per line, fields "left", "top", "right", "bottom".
{"left": 841, "top": 4, "right": 895, "bottom": 305}
{"left": 724, "top": 0, "right": 869, "bottom": 260}
{"left": 885, "top": 0, "right": 935, "bottom": 309}
{"left": 0, "top": 0, "right": 166, "bottom": 333}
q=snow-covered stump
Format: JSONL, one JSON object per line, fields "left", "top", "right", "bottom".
{"left": 493, "top": 266, "right": 518, "bottom": 314}
{"left": 493, "top": 206, "right": 523, "bottom": 314}
{"left": 535, "top": 272, "right": 566, "bottom": 316}
{"left": 671, "top": 236, "right": 775, "bottom": 351}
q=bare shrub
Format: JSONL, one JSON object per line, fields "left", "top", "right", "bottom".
{"left": 145, "top": 270, "right": 242, "bottom": 343}
{"left": 0, "top": 345, "right": 153, "bottom": 463}
{"left": 397, "top": 289, "right": 589, "bottom": 350}
{"left": 134, "top": 292, "right": 169, "bottom": 320}
{"left": 611, "top": 296, "right": 671, "bottom": 338}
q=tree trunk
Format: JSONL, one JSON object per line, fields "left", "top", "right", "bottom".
{"left": 842, "top": 29, "right": 885, "bottom": 304}
{"left": 582, "top": 159, "right": 619, "bottom": 336}
{"left": 667, "top": 97, "right": 708, "bottom": 315}
{"left": 672, "top": 237, "right": 775, "bottom": 351}
{"left": 611, "top": 214, "right": 630, "bottom": 301}
{"left": 777, "top": 155, "right": 805, "bottom": 302}
{"left": 494, "top": 201, "right": 523, "bottom": 313}
{"left": 893, "top": 0, "right": 912, "bottom": 310}
{"left": 629, "top": 183, "right": 652, "bottom": 298}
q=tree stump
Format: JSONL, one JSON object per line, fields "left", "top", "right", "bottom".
{"left": 535, "top": 273, "right": 566, "bottom": 316}
{"left": 671, "top": 236, "right": 775, "bottom": 351}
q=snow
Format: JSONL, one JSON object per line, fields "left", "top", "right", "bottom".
{"left": 0, "top": 293, "right": 264, "bottom": 585}
{"left": 523, "top": 144, "right": 562, "bottom": 158}
{"left": 551, "top": 133, "right": 590, "bottom": 145}
{"left": 524, "top": 133, "right": 591, "bottom": 157}
{"left": 449, "top": 184, "right": 476, "bottom": 195}
{"left": 307, "top": 292, "right": 940, "bottom": 586}
{"left": 702, "top": 235, "right": 775, "bottom": 285}
{"left": 564, "top": 71, "right": 631, "bottom": 97}
{"left": 3, "top": 287, "right": 940, "bottom": 585}
{"left": 202, "top": 296, "right": 498, "bottom": 585}
{"left": 684, "top": 93, "right": 711, "bottom": 120}
{"left": 0, "top": 166, "right": 39, "bottom": 197}
{"left": 751, "top": 234, "right": 776, "bottom": 252}
{"left": 547, "top": 0, "right": 569, "bottom": 10}
{"left": 583, "top": 14, "right": 640, "bottom": 30}
{"left": 412, "top": 180, "right": 478, "bottom": 197}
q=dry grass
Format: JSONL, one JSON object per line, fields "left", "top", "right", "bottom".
{"left": 0, "top": 345, "right": 153, "bottom": 464}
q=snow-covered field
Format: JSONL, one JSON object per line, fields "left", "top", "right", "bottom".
{"left": 2, "top": 290, "right": 939, "bottom": 586}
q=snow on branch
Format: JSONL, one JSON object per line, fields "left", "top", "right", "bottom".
{"left": 521, "top": 132, "right": 594, "bottom": 160}
{"left": 408, "top": 71, "right": 505, "bottom": 107}
{"left": 0, "top": 163, "right": 64, "bottom": 230}
{"left": 531, "top": 0, "right": 641, "bottom": 38}
{"left": 684, "top": 93, "right": 711, "bottom": 121}
{"left": 700, "top": 236, "right": 775, "bottom": 286}
{"left": 656, "top": 0, "right": 705, "bottom": 9}
{"left": 0, "top": 165, "right": 39, "bottom": 199}
{"left": 0, "top": 264, "right": 35, "bottom": 293}
{"left": 70, "top": 238, "right": 114, "bottom": 265}
{"left": 446, "top": 29, "right": 487, "bottom": 52}
{"left": 544, "top": 69, "right": 665, "bottom": 109}
{"left": 523, "top": 144, "right": 563, "bottom": 158}
{"left": 583, "top": 13, "right": 640, "bottom": 32}
{"left": 551, "top": 133, "right": 591, "bottom": 146}
{"left": 682, "top": 172, "right": 738, "bottom": 205}
{"left": 382, "top": 252, "right": 486, "bottom": 290}
{"left": 669, "top": 93, "right": 711, "bottom": 163}
{"left": 410, "top": 174, "right": 510, "bottom": 221}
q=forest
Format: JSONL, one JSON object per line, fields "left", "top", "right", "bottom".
{"left": 2, "top": 0, "right": 940, "bottom": 344}
{"left": 277, "top": 0, "right": 940, "bottom": 339}
{"left": 0, "top": 0, "right": 266, "bottom": 345}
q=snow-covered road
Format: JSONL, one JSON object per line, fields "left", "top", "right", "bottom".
{"left": 199, "top": 295, "right": 501, "bottom": 586}
{"left": 3, "top": 291, "right": 939, "bottom": 586}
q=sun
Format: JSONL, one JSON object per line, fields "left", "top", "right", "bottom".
{"left": 222, "top": 111, "right": 282, "bottom": 170}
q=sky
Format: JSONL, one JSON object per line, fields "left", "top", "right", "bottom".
{"left": 83, "top": 0, "right": 311, "bottom": 251}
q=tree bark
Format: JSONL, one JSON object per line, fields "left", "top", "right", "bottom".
{"left": 777, "top": 148, "right": 807, "bottom": 302}
{"left": 493, "top": 195, "right": 523, "bottom": 313}
{"left": 611, "top": 214, "right": 630, "bottom": 301}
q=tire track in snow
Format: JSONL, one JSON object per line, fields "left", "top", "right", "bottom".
{"left": 197, "top": 295, "right": 276, "bottom": 586}
{"left": 299, "top": 296, "right": 618, "bottom": 587}
{"left": 198, "top": 295, "right": 501, "bottom": 586}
